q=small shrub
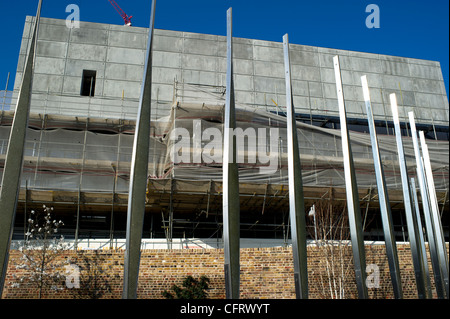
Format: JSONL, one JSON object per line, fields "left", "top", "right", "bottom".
{"left": 162, "top": 275, "right": 210, "bottom": 299}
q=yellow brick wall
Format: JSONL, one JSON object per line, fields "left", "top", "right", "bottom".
{"left": 2, "top": 244, "right": 447, "bottom": 299}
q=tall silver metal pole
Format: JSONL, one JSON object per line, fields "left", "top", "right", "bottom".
{"left": 122, "top": 0, "right": 156, "bottom": 299}
{"left": 361, "top": 77, "right": 402, "bottom": 298}
{"left": 222, "top": 7, "right": 240, "bottom": 299}
{"left": 333, "top": 56, "right": 368, "bottom": 299}
{"left": 419, "top": 131, "right": 449, "bottom": 297}
{"left": 410, "top": 177, "right": 432, "bottom": 298}
{"left": 408, "top": 111, "right": 445, "bottom": 299}
{"left": 283, "top": 33, "right": 308, "bottom": 299}
{"left": 389, "top": 93, "right": 427, "bottom": 298}
{"left": 0, "top": 0, "right": 42, "bottom": 297}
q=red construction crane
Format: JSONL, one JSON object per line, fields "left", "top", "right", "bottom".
{"left": 107, "top": 0, "right": 133, "bottom": 26}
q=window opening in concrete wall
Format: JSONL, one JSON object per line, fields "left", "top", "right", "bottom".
{"left": 80, "top": 70, "right": 96, "bottom": 97}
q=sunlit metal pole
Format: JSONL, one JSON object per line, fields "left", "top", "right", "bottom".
{"left": 122, "top": 0, "right": 156, "bottom": 299}
{"left": 283, "top": 33, "right": 308, "bottom": 299}
{"left": 333, "top": 56, "right": 368, "bottom": 299}
{"left": 410, "top": 177, "right": 432, "bottom": 298}
{"left": 419, "top": 131, "right": 449, "bottom": 298}
{"left": 389, "top": 93, "right": 427, "bottom": 298}
{"left": 361, "top": 77, "right": 402, "bottom": 298}
{"left": 222, "top": 7, "right": 241, "bottom": 299}
{"left": 409, "top": 111, "right": 445, "bottom": 299}
{"left": 0, "top": 0, "right": 42, "bottom": 297}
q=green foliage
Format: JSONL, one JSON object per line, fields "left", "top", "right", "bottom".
{"left": 162, "top": 275, "right": 210, "bottom": 299}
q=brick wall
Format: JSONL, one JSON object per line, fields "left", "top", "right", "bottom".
{"left": 2, "top": 244, "right": 447, "bottom": 299}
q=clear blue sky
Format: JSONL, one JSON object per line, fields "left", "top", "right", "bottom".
{"left": 1, "top": 0, "right": 449, "bottom": 97}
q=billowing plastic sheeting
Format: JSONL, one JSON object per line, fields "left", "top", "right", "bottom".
{"left": 164, "top": 103, "right": 448, "bottom": 191}
{"left": 0, "top": 103, "right": 448, "bottom": 194}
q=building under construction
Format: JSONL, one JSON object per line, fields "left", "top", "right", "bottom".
{"left": 1, "top": 15, "right": 449, "bottom": 247}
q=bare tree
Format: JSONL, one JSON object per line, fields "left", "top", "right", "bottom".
{"left": 10, "top": 205, "right": 69, "bottom": 298}
{"left": 307, "top": 200, "right": 354, "bottom": 299}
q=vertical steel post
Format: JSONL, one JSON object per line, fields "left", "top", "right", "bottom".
{"left": 389, "top": 93, "right": 427, "bottom": 298}
{"left": 122, "top": 0, "right": 156, "bottom": 299}
{"left": 419, "top": 131, "right": 449, "bottom": 298}
{"left": 222, "top": 7, "right": 240, "bottom": 299}
{"left": 361, "top": 77, "right": 402, "bottom": 298}
{"left": 283, "top": 33, "right": 308, "bottom": 299}
{"left": 408, "top": 111, "right": 445, "bottom": 299}
{"left": 410, "top": 177, "right": 433, "bottom": 298}
{"left": 333, "top": 56, "right": 368, "bottom": 299}
{"left": 0, "top": 0, "right": 42, "bottom": 297}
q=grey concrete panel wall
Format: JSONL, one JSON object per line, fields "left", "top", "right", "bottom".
{"left": 13, "top": 16, "right": 449, "bottom": 126}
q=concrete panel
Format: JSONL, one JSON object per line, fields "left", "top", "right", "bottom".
{"left": 290, "top": 50, "right": 320, "bottom": 67}
{"left": 152, "top": 67, "right": 181, "bottom": 84}
{"left": 235, "top": 90, "right": 255, "bottom": 105}
{"left": 352, "top": 72, "right": 383, "bottom": 89}
{"left": 37, "top": 23, "right": 70, "bottom": 42}
{"left": 32, "top": 74, "right": 63, "bottom": 93}
{"left": 70, "top": 27, "right": 108, "bottom": 45}
{"left": 235, "top": 74, "right": 254, "bottom": 92}
{"left": 62, "top": 77, "right": 83, "bottom": 95}
{"left": 34, "top": 57, "right": 66, "bottom": 75}
{"left": 152, "top": 84, "right": 174, "bottom": 102}
{"left": 349, "top": 57, "right": 381, "bottom": 73}
{"left": 414, "top": 92, "right": 446, "bottom": 109}
{"left": 233, "top": 43, "right": 253, "bottom": 60}
{"left": 253, "top": 45, "right": 283, "bottom": 63}
{"left": 103, "top": 79, "right": 141, "bottom": 99}
{"left": 182, "top": 54, "right": 217, "bottom": 72}
{"left": 308, "top": 81, "right": 323, "bottom": 98}
{"left": 381, "top": 60, "right": 410, "bottom": 76}
{"left": 36, "top": 41, "right": 67, "bottom": 58}
{"left": 68, "top": 43, "right": 107, "bottom": 61}
{"left": 318, "top": 53, "right": 336, "bottom": 68}
{"left": 410, "top": 64, "right": 442, "bottom": 81}
{"left": 370, "top": 102, "right": 386, "bottom": 117}
{"left": 182, "top": 69, "right": 217, "bottom": 86}
{"left": 62, "top": 77, "right": 104, "bottom": 96}
{"left": 109, "top": 31, "right": 147, "bottom": 50}
{"left": 323, "top": 83, "right": 337, "bottom": 99}
{"left": 253, "top": 77, "right": 285, "bottom": 94}
{"left": 291, "top": 65, "right": 321, "bottom": 82}
{"left": 105, "top": 63, "right": 145, "bottom": 82}
{"left": 183, "top": 38, "right": 218, "bottom": 56}
{"left": 64, "top": 60, "right": 106, "bottom": 78}
{"left": 382, "top": 75, "right": 414, "bottom": 92}
{"left": 291, "top": 80, "right": 309, "bottom": 97}
{"left": 106, "top": 47, "right": 145, "bottom": 65}
{"left": 234, "top": 59, "right": 254, "bottom": 76}
{"left": 153, "top": 51, "right": 181, "bottom": 69}
{"left": 413, "top": 79, "right": 442, "bottom": 94}
{"left": 253, "top": 61, "right": 284, "bottom": 78}
{"left": 153, "top": 35, "right": 183, "bottom": 53}
{"left": 293, "top": 95, "right": 309, "bottom": 109}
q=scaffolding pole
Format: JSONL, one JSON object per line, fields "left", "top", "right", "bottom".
{"left": 122, "top": 0, "right": 156, "bottom": 300}
{"left": 333, "top": 56, "right": 368, "bottom": 299}
{"left": 0, "top": 0, "right": 42, "bottom": 297}
{"left": 409, "top": 111, "right": 446, "bottom": 299}
{"left": 361, "top": 77, "right": 402, "bottom": 298}
{"left": 283, "top": 33, "right": 308, "bottom": 299}
{"left": 389, "top": 93, "right": 428, "bottom": 298}
{"left": 223, "top": 7, "right": 241, "bottom": 299}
